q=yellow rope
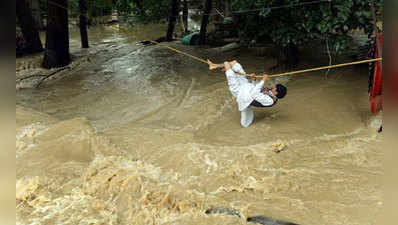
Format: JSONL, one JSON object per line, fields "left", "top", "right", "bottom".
{"left": 147, "top": 39, "right": 382, "bottom": 78}
{"left": 111, "top": 26, "right": 383, "bottom": 79}
{"left": 145, "top": 40, "right": 209, "bottom": 64}
{"left": 268, "top": 58, "right": 383, "bottom": 78}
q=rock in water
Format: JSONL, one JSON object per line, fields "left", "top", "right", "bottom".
{"left": 247, "top": 216, "right": 299, "bottom": 225}
{"left": 205, "top": 207, "right": 240, "bottom": 217}
{"left": 205, "top": 207, "right": 299, "bottom": 225}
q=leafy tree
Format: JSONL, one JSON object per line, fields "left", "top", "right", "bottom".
{"left": 87, "top": 0, "right": 113, "bottom": 17}
{"left": 65, "top": 0, "right": 178, "bottom": 23}
{"left": 109, "top": 0, "right": 171, "bottom": 22}
{"left": 131, "top": 0, "right": 170, "bottom": 21}
{"left": 115, "top": 0, "right": 132, "bottom": 16}
{"left": 232, "top": 0, "right": 383, "bottom": 67}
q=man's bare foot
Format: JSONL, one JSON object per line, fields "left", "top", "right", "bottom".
{"left": 207, "top": 59, "right": 218, "bottom": 70}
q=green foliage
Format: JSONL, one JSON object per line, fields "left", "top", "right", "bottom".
{"left": 66, "top": 0, "right": 113, "bottom": 17}
{"left": 68, "top": 0, "right": 80, "bottom": 17}
{"left": 66, "top": 0, "right": 171, "bottom": 22}
{"left": 233, "top": 0, "right": 383, "bottom": 54}
{"left": 88, "top": 0, "right": 113, "bottom": 17}
{"left": 115, "top": 0, "right": 132, "bottom": 15}
{"left": 130, "top": 0, "right": 170, "bottom": 22}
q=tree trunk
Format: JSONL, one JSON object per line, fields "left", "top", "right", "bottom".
{"left": 30, "top": 0, "right": 44, "bottom": 30}
{"left": 182, "top": 0, "right": 188, "bottom": 33}
{"left": 16, "top": 0, "right": 44, "bottom": 54}
{"left": 79, "top": 0, "right": 89, "bottom": 48}
{"left": 43, "top": 0, "right": 70, "bottom": 69}
{"left": 199, "top": 0, "right": 212, "bottom": 45}
{"left": 224, "top": 0, "right": 231, "bottom": 17}
{"left": 166, "top": 0, "right": 179, "bottom": 41}
{"left": 278, "top": 43, "right": 299, "bottom": 69}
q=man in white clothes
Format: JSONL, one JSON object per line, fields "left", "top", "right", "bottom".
{"left": 207, "top": 59, "right": 287, "bottom": 127}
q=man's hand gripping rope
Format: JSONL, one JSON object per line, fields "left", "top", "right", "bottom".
{"left": 207, "top": 59, "right": 269, "bottom": 81}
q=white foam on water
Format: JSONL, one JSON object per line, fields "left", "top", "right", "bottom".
{"left": 16, "top": 30, "right": 383, "bottom": 225}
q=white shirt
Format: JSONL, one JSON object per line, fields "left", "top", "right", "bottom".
{"left": 225, "top": 63, "right": 275, "bottom": 127}
{"left": 225, "top": 63, "right": 274, "bottom": 111}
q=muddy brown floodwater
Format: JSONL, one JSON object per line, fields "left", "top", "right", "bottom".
{"left": 16, "top": 25, "right": 383, "bottom": 225}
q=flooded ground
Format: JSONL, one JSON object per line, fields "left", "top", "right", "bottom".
{"left": 16, "top": 25, "right": 383, "bottom": 225}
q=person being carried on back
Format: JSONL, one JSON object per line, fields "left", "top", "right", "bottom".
{"left": 207, "top": 59, "right": 287, "bottom": 128}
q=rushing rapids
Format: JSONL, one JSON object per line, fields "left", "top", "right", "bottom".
{"left": 16, "top": 25, "right": 383, "bottom": 225}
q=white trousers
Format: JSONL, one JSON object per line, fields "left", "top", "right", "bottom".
{"left": 240, "top": 107, "right": 254, "bottom": 128}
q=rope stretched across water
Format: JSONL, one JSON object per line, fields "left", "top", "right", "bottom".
{"left": 267, "top": 58, "right": 382, "bottom": 78}
{"left": 145, "top": 40, "right": 209, "bottom": 64}
{"left": 145, "top": 39, "right": 382, "bottom": 78}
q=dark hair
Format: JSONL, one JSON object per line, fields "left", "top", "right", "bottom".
{"left": 275, "top": 84, "right": 287, "bottom": 99}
